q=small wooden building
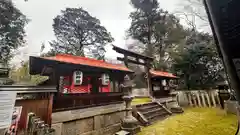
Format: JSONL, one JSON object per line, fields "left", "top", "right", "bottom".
{"left": 150, "top": 70, "right": 179, "bottom": 99}
{"left": 28, "top": 54, "right": 134, "bottom": 135}
{"left": 29, "top": 54, "right": 133, "bottom": 112}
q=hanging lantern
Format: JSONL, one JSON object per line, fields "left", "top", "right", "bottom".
{"left": 101, "top": 74, "right": 110, "bottom": 85}
{"left": 73, "top": 71, "right": 83, "bottom": 85}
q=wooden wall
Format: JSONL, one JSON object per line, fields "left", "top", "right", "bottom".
{"left": 52, "top": 92, "right": 123, "bottom": 112}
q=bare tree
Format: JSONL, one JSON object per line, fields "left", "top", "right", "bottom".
{"left": 175, "top": 0, "right": 211, "bottom": 31}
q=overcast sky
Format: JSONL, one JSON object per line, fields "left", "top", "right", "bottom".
{"left": 11, "top": 0, "right": 204, "bottom": 64}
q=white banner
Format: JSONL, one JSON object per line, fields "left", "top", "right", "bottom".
{"left": 0, "top": 91, "right": 16, "bottom": 129}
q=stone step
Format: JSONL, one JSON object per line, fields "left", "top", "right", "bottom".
{"left": 137, "top": 104, "right": 159, "bottom": 111}
{"left": 135, "top": 102, "right": 158, "bottom": 108}
{"left": 115, "top": 130, "right": 131, "bottom": 135}
{"left": 141, "top": 107, "right": 164, "bottom": 117}
{"left": 146, "top": 110, "right": 168, "bottom": 119}
{"left": 170, "top": 107, "right": 184, "bottom": 114}
{"left": 132, "top": 101, "right": 172, "bottom": 126}
{"left": 147, "top": 111, "right": 169, "bottom": 123}
{"left": 149, "top": 113, "right": 170, "bottom": 124}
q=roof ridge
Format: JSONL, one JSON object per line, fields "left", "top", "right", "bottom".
{"left": 150, "top": 70, "right": 178, "bottom": 78}
{"left": 56, "top": 54, "right": 104, "bottom": 62}
{"left": 42, "top": 54, "right": 130, "bottom": 71}
{"left": 56, "top": 54, "right": 126, "bottom": 66}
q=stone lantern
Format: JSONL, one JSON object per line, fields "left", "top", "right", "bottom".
{"left": 0, "top": 61, "right": 14, "bottom": 85}
{"left": 217, "top": 80, "right": 231, "bottom": 109}
{"left": 120, "top": 75, "right": 141, "bottom": 134}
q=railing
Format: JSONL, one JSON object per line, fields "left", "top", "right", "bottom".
{"left": 52, "top": 92, "right": 124, "bottom": 112}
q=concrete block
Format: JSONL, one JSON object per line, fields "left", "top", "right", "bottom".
{"left": 76, "top": 117, "right": 94, "bottom": 135}
{"left": 52, "top": 103, "right": 125, "bottom": 124}
{"left": 94, "top": 115, "right": 104, "bottom": 130}
{"left": 51, "top": 123, "right": 63, "bottom": 135}
{"left": 62, "top": 121, "right": 76, "bottom": 135}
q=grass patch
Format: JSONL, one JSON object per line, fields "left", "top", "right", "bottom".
{"left": 131, "top": 97, "right": 152, "bottom": 105}
{"left": 138, "top": 107, "right": 237, "bottom": 135}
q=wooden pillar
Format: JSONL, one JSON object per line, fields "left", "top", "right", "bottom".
{"left": 47, "top": 93, "right": 53, "bottom": 126}
{"left": 206, "top": 93, "right": 211, "bottom": 107}
{"left": 201, "top": 92, "right": 206, "bottom": 107}
{"left": 118, "top": 81, "right": 121, "bottom": 92}
{"left": 91, "top": 76, "right": 99, "bottom": 93}
{"left": 196, "top": 92, "right": 202, "bottom": 107}
{"left": 112, "top": 76, "right": 116, "bottom": 92}
{"left": 145, "top": 61, "right": 152, "bottom": 97}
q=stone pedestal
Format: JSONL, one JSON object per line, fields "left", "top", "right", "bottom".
{"left": 168, "top": 92, "right": 184, "bottom": 113}
{"left": 121, "top": 75, "right": 141, "bottom": 134}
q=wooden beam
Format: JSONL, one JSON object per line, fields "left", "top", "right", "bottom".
{"left": 117, "top": 57, "right": 146, "bottom": 66}
{"left": 112, "top": 45, "right": 154, "bottom": 61}
{"left": 47, "top": 94, "right": 53, "bottom": 125}
{"left": 112, "top": 79, "right": 116, "bottom": 92}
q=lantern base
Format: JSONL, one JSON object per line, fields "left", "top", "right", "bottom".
{"left": 121, "top": 116, "right": 141, "bottom": 135}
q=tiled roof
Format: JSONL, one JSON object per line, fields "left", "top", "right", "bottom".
{"left": 41, "top": 54, "right": 133, "bottom": 73}
{"left": 150, "top": 70, "right": 178, "bottom": 78}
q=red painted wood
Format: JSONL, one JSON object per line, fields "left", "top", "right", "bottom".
{"left": 63, "top": 75, "right": 111, "bottom": 93}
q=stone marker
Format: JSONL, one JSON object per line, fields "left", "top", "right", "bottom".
{"left": 201, "top": 92, "right": 206, "bottom": 107}
{"left": 193, "top": 94, "right": 197, "bottom": 107}
{"left": 196, "top": 92, "right": 202, "bottom": 107}
{"left": 206, "top": 93, "right": 211, "bottom": 107}
{"left": 211, "top": 91, "right": 216, "bottom": 107}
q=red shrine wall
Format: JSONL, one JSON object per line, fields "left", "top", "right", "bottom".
{"left": 62, "top": 74, "right": 110, "bottom": 93}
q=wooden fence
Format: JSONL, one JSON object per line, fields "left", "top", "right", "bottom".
{"left": 177, "top": 90, "right": 222, "bottom": 107}
{"left": 15, "top": 93, "right": 53, "bottom": 131}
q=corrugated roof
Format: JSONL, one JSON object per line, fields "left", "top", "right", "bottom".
{"left": 41, "top": 54, "right": 133, "bottom": 73}
{"left": 150, "top": 70, "right": 178, "bottom": 78}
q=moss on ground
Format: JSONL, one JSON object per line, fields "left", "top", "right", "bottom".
{"left": 131, "top": 97, "right": 152, "bottom": 105}
{"left": 138, "top": 107, "right": 237, "bottom": 135}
